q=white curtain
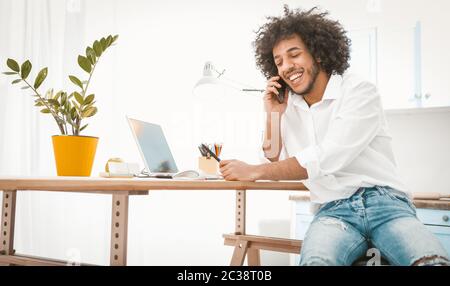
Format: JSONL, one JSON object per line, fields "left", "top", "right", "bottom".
{"left": 0, "top": 0, "right": 114, "bottom": 264}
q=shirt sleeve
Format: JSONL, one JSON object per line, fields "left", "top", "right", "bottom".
{"left": 259, "top": 143, "right": 287, "bottom": 163}
{"left": 295, "top": 81, "right": 382, "bottom": 180}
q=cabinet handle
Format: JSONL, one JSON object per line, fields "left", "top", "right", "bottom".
{"left": 443, "top": 215, "right": 449, "bottom": 222}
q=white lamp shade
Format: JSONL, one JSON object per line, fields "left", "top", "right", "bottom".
{"left": 194, "top": 75, "right": 222, "bottom": 88}
{"left": 193, "top": 61, "right": 225, "bottom": 98}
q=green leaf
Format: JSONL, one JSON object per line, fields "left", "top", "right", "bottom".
{"left": 3, "top": 72, "right": 17, "bottom": 75}
{"left": 78, "top": 55, "right": 92, "bottom": 73}
{"left": 100, "top": 37, "right": 107, "bottom": 51}
{"left": 21, "top": 86, "right": 30, "bottom": 90}
{"left": 106, "top": 35, "right": 113, "bottom": 47}
{"left": 61, "top": 93, "right": 67, "bottom": 105}
{"left": 80, "top": 124, "right": 89, "bottom": 131}
{"left": 71, "top": 107, "right": 77, "bottom": 117}
{"left": 65, "top": 102, "right": 70, "bottom": 112}
{"left": 69, "top": 75, "right": 83, "bottom": 90}
{"left": 7, "top": 59, "right": 20, "bottom": 72}
{"left": 48, "top": 99, "right": 60, "bottom": 107}
{"left": 34, "top": 67, "right": 48, "bottom": 89}
{"left": 86, "top": 47, "right": 96, "bottom": 64}
{"left": 54, "top": 91, "right": 63, "bottom": 101}
{"left": 12, "top": 79, "right": 21, "bottom": 84}
{"left": 40, "top": 108, "right": 51, "bottom": 114}
{"left": 66, "top": 115, "right": 74, "bottom": 125}
{"left": 34, "top": 99, "right": 45, "bottom": 107}
{"left": 71, "top": 99, "right": 79, "bottom": 107}
{"left": 84, "top": 94, "right": 95, "bottom": 105}
{"left": 74, "top": 91, "right": 84, "bottom": 105}
{"left": 93, "top": 40, "right": 102, "bottom": 57}
{"left": 82, "top": 106, "right": 97, "bottom": 117}
{"left": 20, "top": 60, "right": 32, "bottom": 80}
{"left": 45, "top": 88, "right": 54, "bottom": 99}
{"left": 112, "top": 35, "right": 119, "bottom": 43}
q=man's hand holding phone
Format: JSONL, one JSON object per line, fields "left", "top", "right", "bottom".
{"left": 264, "top": 76, "right": 289, "bottom": 115}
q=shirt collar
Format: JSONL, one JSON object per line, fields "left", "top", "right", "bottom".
{"left": 290, "top": 74, "right": 342, "bottom": 109}
{"left": 322, "top": 74, "right": 342, "bottom": 100}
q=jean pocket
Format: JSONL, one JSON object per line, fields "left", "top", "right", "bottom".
{"left": 318, "top": 199, "right": 345, "bottom": 214}
{"left": 390, "top": 192, "right": 416, "bottom": 213}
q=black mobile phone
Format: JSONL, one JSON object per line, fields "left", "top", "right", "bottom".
{"left": 275, "top": 79, "right": 288, "bottom": 104}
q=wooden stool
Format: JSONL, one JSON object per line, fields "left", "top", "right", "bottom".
{"left": 223, "top": 190, "right": 303, "bottom": 266}
{"left": 223, "top": 234, "right": 302, "bottom": 266}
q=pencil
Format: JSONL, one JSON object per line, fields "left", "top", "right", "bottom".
{"left": 200, "top": 143, "right": 221, "bottom": 162}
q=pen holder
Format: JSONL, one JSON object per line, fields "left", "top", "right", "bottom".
{"left": 198, "top": 156, "right": 219, "bottom": 175}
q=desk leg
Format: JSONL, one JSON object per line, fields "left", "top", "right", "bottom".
{"left": 229, "top": 190, "right": 248, "bottom": 266}
{"left": 235, "top": 190, "right": 246, "bottom": 235}
{"left": 0, "top": 191, "right": 16, "bottom": 264}
{"left": 110, "top": 194, "right": 129, "bottom": 266}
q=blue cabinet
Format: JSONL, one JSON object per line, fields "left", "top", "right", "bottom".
{"left": 416, "top": 209, "right": 450, "bottom": 254}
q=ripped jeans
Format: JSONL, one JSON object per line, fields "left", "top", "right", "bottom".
{"left": 299, "top": 186, "right": 450, "bottom": 266}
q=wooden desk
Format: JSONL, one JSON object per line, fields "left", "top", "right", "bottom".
{"left": 0, "top": 177, "right": 307, "bottom": 266}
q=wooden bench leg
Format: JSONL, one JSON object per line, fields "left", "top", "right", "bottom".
{"left": 230, "top": 241, "right": 261, "bottom": 266}
{"left": 110, "top": 194, "right": 129, "bottom": 266}
{"left": 247, "top": 248, "right": 261, "bottom": 266}
{"left": 230, "top": 240, "right": 248, "bottom": 266}
{"left": 0, "top": 191, "right": 17, "bottom": 265}
{"left": 224, "top": 234, "right": 302, "bottom": 266}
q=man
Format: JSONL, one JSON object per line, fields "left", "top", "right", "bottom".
{"left": 219, "top": 6, "right": 449, "bottom": 266}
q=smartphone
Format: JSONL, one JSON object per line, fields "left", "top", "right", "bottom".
{"left": 275, "top": 79, "right": 288, "bottom": 104}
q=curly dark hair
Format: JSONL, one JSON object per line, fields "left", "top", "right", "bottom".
{"left": 254, "top": 6, "right": 351, "bottom": 79}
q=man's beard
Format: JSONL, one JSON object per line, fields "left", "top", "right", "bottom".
{"left": 298, "top": 60, "right": 320, "bottom": 96}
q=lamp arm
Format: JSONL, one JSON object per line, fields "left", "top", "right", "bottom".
{"left": 218, "top": 73, "right": 264, "bottom": 93}
{"left": 242, "top": 88, "right": 265, "bottom": 92}
{"left": 212, "top": 66, "right": 226, "bottom": 78}
{"left": 207, "top": 62, "right": 265, "bottom": 93}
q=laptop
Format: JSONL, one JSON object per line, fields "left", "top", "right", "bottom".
{"left": 127, "top": 116, "right": 180, "bottom": 178}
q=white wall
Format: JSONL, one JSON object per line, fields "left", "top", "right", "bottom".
{"left": 386, "top": 107, "right": 450, "bottom": 196}
{"left": 1, "top": 0, "right": 449, "bottom": 265}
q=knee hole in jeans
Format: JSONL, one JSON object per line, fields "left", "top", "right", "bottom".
{"left": 412, "top": 255, "right": 450, "bottom": 266}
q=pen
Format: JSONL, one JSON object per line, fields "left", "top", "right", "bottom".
{"left": 198, "top": 146, "right": 206, "bottom": 157}
{"left": 200, "top": 143, "right": 221, "bottom": 162}
{"left": 214, "top": 143, "right": 223, "bottom": 157}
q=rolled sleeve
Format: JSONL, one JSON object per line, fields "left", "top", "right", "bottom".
{"left": 295, "top": 145, "right": 321, "bottom": 179}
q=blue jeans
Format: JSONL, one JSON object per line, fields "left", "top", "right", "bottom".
{"left": 299, "top": 186, "right": 450, "bottom": 266}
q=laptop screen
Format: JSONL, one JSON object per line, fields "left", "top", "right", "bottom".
{"left": 127, "top": 118, "right": 178, "bottom": 173}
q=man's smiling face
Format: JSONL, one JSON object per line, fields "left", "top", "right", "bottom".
{"left": 273, "top": 34, "right": 320, "bottom": 95}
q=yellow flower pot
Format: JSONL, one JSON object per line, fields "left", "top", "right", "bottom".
{"left": 52, "top": 135, "right": 99, "bottom": 176}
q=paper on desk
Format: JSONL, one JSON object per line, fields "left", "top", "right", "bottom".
{"left": 108, "top": 162, "right": 140, "bottom": 176}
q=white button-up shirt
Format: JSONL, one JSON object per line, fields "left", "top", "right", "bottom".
{"left": 271, "top": 73, "right": 408, "bottom": 204}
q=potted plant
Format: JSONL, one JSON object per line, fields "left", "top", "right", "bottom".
{"left": 3, "top": 35, "right": 118, "bottom": 176}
